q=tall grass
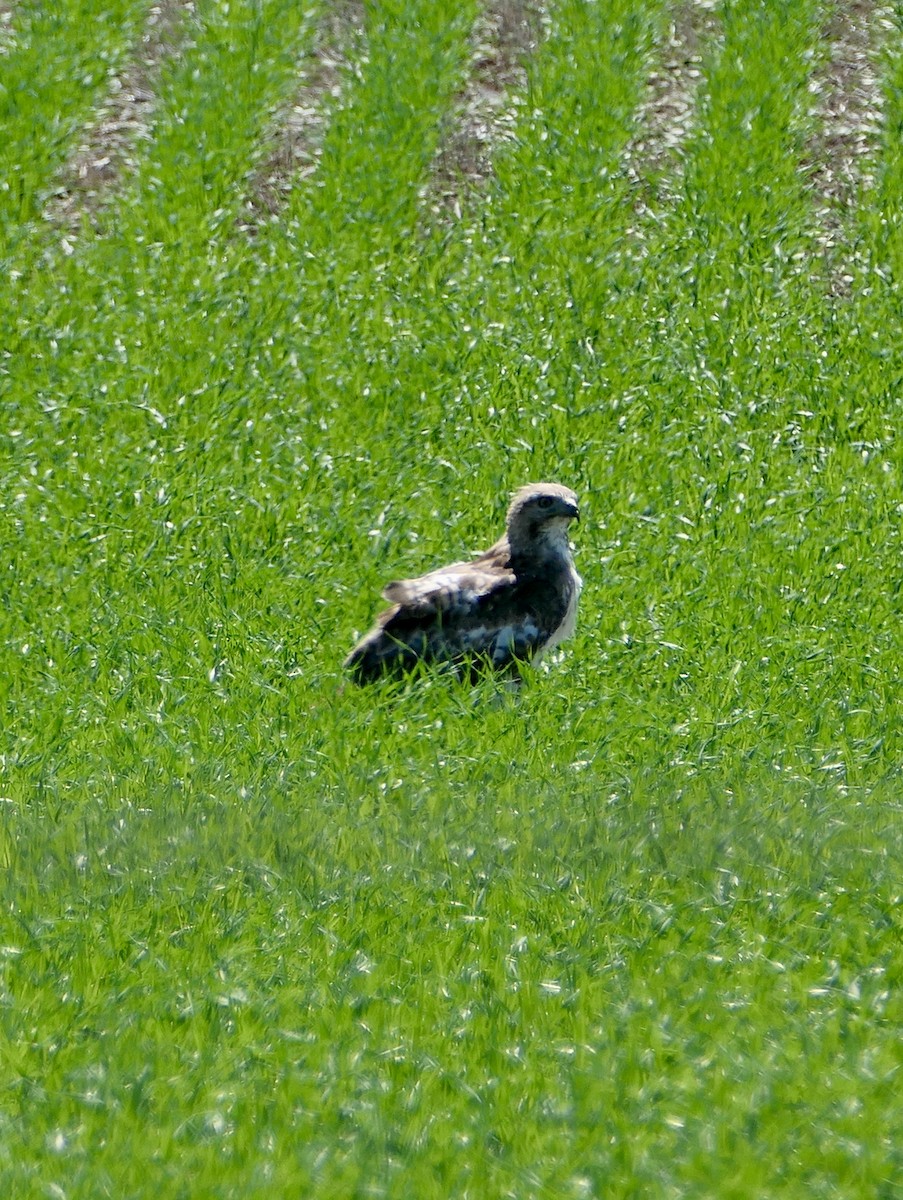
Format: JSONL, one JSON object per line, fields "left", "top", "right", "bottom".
{"left": 1, "top": 0, "right": 902, "bottom": 1196}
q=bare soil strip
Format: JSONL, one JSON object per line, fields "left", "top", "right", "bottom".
{"left": 808, "top": 0, "right": 895, "bottom": 256}
{"left": 45, "top": 1, "right": 193, "bottom": 229}
{"left": 431, "top": 0, "right": 546, "bottom": 209}
{"left": 41, "top": 0, "right": 899, "bottom": 250}
{"left": 624, "top": 0, "right": 721, "bottom": 205}
{"left": 0, "top": 4, "right": 16, "bottom": 57}
{"left": 244, "top": 0, "right": 366, "bottom": 223}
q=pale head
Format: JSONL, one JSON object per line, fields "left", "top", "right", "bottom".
{"left": 506, "top": 482, "right": 579, "bottom": 558}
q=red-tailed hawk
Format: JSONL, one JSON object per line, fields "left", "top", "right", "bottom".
{"left": 345, "top": 482, "right": 581, "bottom": 681}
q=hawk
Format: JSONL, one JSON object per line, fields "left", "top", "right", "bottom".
{"left": 345, "top": 482, "right": 581, "bottom": 681}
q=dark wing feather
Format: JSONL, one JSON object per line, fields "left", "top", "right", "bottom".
{"left": 345, "top": 541, "right": 572, "bottom": 681}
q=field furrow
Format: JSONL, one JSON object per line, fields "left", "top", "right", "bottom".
{"left": 432, "top": 0, "right": 544, "bottom": 200}
{"left": 246, "top": 0, "right": 366, "bottom": 219}
{"left": 45, "top": 0, "right": 194, "bottom": 231}
{"left": 808, "top": 0, "right": 893, "bottom": 225}
{"left": 0, "top": 0, "right": 149, "bottom": 236}
{"left": 214, "top": 0, "right": 485, "bottom": 494}
{"left": 114, "top": 0, "right": 321, "bottom": 237}
{"left": 625, "top": 0, "right": 722, "bottom": 205}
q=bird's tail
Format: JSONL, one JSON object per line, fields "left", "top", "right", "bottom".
{"left": 343, "top": 626, "right": 425, "bottom": 683}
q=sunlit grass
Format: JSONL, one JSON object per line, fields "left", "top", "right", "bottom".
{"left": 2, "top": 0, "right": 903, "bottom": 1196}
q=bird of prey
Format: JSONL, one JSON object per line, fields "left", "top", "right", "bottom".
{"left": 344, "top": 482, "right": 581, "bottom": 682}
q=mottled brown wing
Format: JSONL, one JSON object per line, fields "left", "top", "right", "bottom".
{"left": 381, "top": 558, "right": 514, "bottom": 612}
{"left": 344, "top": 551, "right": 571, "bottom": 682}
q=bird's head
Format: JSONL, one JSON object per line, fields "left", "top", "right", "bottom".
{"left": 506, "top": 482, "right": 579, "bottom": 558}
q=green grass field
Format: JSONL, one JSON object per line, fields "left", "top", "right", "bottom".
{"left": 2, "top": 0, "right": 903, "bottom": 1194}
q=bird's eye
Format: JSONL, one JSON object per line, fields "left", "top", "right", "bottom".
{"left": 537, "top": 496, "right": 554, "bottom": 509}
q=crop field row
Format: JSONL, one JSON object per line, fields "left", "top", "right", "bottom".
{"left": 2, "top": 1, "right": 903, "bottom": 1197}
{"left": 0, "top": 2, "right": 895, "bottom": 231}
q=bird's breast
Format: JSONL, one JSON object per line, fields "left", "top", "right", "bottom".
{"left": 539, "top": 565, "right": 581, "bottom": 655}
